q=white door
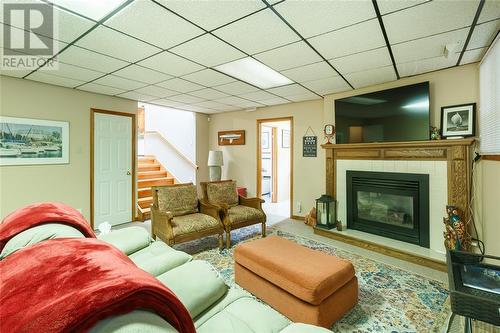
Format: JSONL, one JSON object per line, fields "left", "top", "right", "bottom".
{"left": 94, "top": 112, "right": 133, "bottom": 229}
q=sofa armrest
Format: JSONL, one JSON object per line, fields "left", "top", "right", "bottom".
{"left": 150, "top": 204, "right": 174, "bottom": 241}
{"left": 239, "top": 196, "right": 264, "bottom": 210}
{"left": 199, "top": 200, "right": 222, "bottom": 221}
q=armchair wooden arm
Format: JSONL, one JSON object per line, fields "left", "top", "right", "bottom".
{"left": 199, "top": 200, "right": 222, "bottom": 221}
{"left": 239, "top": 196, "right": 265, "bottom": 210}
{"left": 150, "top": 203, "right": 174, "bottom": 244}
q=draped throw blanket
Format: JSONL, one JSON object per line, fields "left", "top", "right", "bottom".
{"left": 0, "top": 202, "right": 95, "bottom": 252}
{"left": 0, "top": 238, "right": 196, "bottom": 333}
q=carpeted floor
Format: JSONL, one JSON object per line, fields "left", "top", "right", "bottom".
{"left": 173, "top": 225, "right": 451, "bottom": 333}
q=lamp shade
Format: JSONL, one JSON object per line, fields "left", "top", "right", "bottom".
{"left": 208, "top": 150, "right": 223, "bottom": 166}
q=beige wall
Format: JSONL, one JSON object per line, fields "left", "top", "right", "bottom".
{"left": 195, "top": 112, "right": 210, "bottom": 193}
{"left": 479, "top": 161, "right": 500, "bottom": 255}
{"left": 0, "top": 76, "right": 137, "bottom": 220}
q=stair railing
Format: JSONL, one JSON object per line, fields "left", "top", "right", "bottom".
{"left": 144, "top": 131, "right": 198, "bottom": 170}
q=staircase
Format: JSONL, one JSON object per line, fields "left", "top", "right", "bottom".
{"left": 137, "top": 155, "right": 176, "bottom": 221}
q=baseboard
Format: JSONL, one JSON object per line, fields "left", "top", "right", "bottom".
{"left": 291, "top": 215, "right": 305, "bottom": 221}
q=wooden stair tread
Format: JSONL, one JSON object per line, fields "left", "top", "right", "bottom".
{"left": 138, "top": 170, "right": 168, "bottom": 179}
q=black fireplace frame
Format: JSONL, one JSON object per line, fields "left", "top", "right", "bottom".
{"left": 346, "top": 171, "right": 430, "bottom": 248}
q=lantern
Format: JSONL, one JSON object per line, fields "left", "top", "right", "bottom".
{"left": 316, "top": 195, "right": 336, "bottom": 229}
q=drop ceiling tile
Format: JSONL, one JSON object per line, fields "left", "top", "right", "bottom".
{"left": 377, "top": 0, "right": 428, "bottom": 15}
{"left": 0, "top": 47, "right": 36, "bottom": 77}
{"left": 181, "top": 69, "right": 235, "bottom": 86}
{"left": 280, "top": 61, "right": 337, "bottom": 83}
{"left": 178, "top": 104, "right": 213, "bottom": 113}
{"left": 156, "top": 78, "right": 205, "bottom": 93}
{"left": 253, "top": 41, "right": 323, "bottom": 71}
{"left": 383, "top": 1, "right": 477, "bottom": 44}
{"left": 151, "top": 98, "right": 186, "bottom": 108}
{"left": 193, "top": 100, "right": 233, "bottom": 110}
{"left": 57, "top": 46, "right": 128, "bottom": 72}
{"left": 27, "top": 72, "right": 85, "bottom": 88}
{"left": 39, "top": 61, "right": 103, "bottom": 81}
{"left": 188, "top": 88, "right": 229, "bottom": 100}
{"left": 105, "top": 0, "right": 204, "bottom": 49}
{"left": 238, "top": 90, "right": 277, "bottom": 101}
{"left": 459, "top": 47, "right": 487, "bottom": 65}
{"left": 48, "top": 0, "right": 127, "bottom": 21}
{"left": 398, "top": 56, "right": 457, "bottom": 77}
{"left": 302, "top": 76, "right": 351, "bottom": 95}
{"left": 478, "top": 1, "right": 500, "bottom": 23}
{"left": 261, "top": 97, "right": 289, "bottom": 106}
{"left": 158, "top": 0, "right": 265, "bottom": 31}
{"left": 287, "top": 92, "right": 322, "bottom": 102}
{"left": 345, "top": 65, "right": 397, "bottom": 88}
{"left": 213, "top": 9, "right": 300, "bottom": 54}
{"left": 113, "top": 65, "right": 173, "bottom": 84}
{"left": 117, "top": 91, "right": 158, "bottom": 102}
{"left": 235, "top": 99, "right": 265, "bottom": 108}
{"left": 0, "top": 24, "right": 68, "bottom": 56}
{"left": 214, "top": 96, "right": 252, "bottom": 106}
{"left": 267, "top": 84, "right": 311, "bottom": 97}
{"left": 392, "top": 28, "right": 468, "bottom": 64}
{"left": 329, "top": 47, "right": 393, "bottom": 74}
{"left": 274, "top": 0, "right": 375, "bottom": 38}
{"left": 138, "top": 51, "right": 204, "bottom": 76}
{"left": 134, "top": 85, "right": 179, "bottom": 98}
{"left": 468, "top": 20, "right": 500, "bottom": 50}
{"left": 75, "top": 25, "right": 160, "bottom": 62}
{"left": 169, "top": 94, "right": 205, "bottom": 104}
{"left": 94, "top": 75, "right": 147, "bottom": 91}
{"left": 213, "top": 81, "right": 259, "bottom": 95}
{"left": 77, "top": 82, "right": 126, "bottom": 95}
{"left": 308, "top": 19, "right": 385, "bottom": 59}
{"left": 170, "top": 34, "right": 245, "bottom": 67}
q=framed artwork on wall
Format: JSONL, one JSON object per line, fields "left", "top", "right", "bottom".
{"left": 440, "top": 103, "right": 476, "bottom": 138}
{"left": 282, "top": 129, "right": 290, "bottom": 148}
{"left": 0, "top": 116, "right": 69, "bottom": 166}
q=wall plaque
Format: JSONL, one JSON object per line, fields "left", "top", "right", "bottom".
{"left": 303, "top": 136, "right": 317, "bottom": 157}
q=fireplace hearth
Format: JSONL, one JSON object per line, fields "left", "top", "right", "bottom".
{"left": 347, "top": 171, "right": 429, "bottom": 248}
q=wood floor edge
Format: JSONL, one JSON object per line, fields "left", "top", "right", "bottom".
{"left": 313, "top": 227, "right": 447, "bottom": 272}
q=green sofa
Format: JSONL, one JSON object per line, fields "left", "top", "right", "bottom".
{"left": 1, "top": 224, "right": 331, "bottom": 333}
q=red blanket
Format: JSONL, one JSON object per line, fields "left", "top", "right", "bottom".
{"left": 0, "top": 202, "right": 95, "bottom": 252}
{"left": 0, "top": 238, "right": 196, "bottom": 333}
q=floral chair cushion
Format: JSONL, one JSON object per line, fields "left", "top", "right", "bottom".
{"left": 227, "top": 206, "right": 265, "bottom": 225}
{"left": 206, "top": 181, "right": 239, "bottom": 207}
{"left": 171, "top": 213, "right": 221, "bottom": 237}
{"left": 155, "top": 184, "right": 198, "bottom": 217}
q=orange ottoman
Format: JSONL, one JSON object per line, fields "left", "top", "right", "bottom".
{"left": 234, "top": 235, "right": 358, "bottom": 328}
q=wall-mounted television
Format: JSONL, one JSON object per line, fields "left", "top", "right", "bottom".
{"left": 334, "top": 82, "right": 430, "bottom": 144}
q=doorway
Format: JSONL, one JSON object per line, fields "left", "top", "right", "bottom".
{"left": 257, "top": 117, "right": 293, "bottom": 219}
{"left": 90, "top": 109, "right": 136, "bottom": 230}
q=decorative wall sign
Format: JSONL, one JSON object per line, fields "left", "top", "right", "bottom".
{"left": 441, "top": 103, "right": 476, "bottom": 138}
{"left": 0, "top": 116, "right": 69, "bottom": 166}
{"left": 218, "top": 130, "right": 245, "bottom": 145}
{"left": 303, "top": 136, "right": 317, "bottom": 157}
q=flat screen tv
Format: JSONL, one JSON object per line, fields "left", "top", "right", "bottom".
{"left": 335, "top": 82, "right": 430, "bottom": 144}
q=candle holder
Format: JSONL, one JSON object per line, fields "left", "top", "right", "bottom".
{"left": 315, "top": 194, "right": 336, "bottom": 230}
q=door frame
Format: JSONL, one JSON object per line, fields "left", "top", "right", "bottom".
{"left": 90, "top": 108, "right": 136, "bottom": 229}
{"left": 256, "top": 117, "right": 294, "bottom": 218}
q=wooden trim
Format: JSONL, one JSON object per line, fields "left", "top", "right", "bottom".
{"left": 144, "top": 131, "right": 198, "bottom": 169}
{"left": 90, "top": 108, "right": 136, "bottom": 229}
{"left": 257, "top": 117, "right": 294, "bottom": 218}
{"left": 271, "top": 127, "right": 278, "bottom": 203}
{"left": 291, "top": 215, "right": 305, "bottom": 221}
{"left": 313, "top": 227, "right": 447, "bottom": 272}
{"left": 322, "top": 138, "right": 475, "bottom": 150}
{"left": 482, "top": 155, "right": 500, "bottom": 161}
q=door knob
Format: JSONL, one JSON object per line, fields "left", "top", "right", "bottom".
{"left": 126, "top": 171, "right": 131, "bottom": 175}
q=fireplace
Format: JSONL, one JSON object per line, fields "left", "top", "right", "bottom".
{"left": 346, "top": 171, "right": 430, "bottom": 248}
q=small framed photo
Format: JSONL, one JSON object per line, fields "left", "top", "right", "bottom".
{"left": 282, "top": 129, "right": 290, "bottom": 148}
{"left": 441, "top": 103, "right": 476, "bottom": 138}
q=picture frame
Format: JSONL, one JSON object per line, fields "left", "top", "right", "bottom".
{"left": 0, "top": 116, "right": 69, "bottom": 166}
{"left": 440, "top": 103, "right": 476, "bottom": 138}
{"left": 282, "top": 129, "right": 290, "bottom": 148}
{"left": 261, "top": 132, "right": 269, "bottom": 149}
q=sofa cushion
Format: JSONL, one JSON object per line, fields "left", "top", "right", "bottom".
{"left": 89, "top": 310, "right": 179, "bottom": 333}
{"left": 279, "top": 323, "right": 332, "bottom": 333}
{"left": 206, "top": 181, "right": 238, "bottom": 207}
{"left": 171, "top": 213, "right": 221, "bottom": 237}
{"left": 157, "top": 260, "right": 228, "bottom": 319}
{"left": 129, "top": 241, "right": 192, "bottom": 276}
{"left": 98, "top": 226, "right": 152, "bottom": 255}
{"left": 156, "top": 184, "right": 198, "bottom": 217}
{"left": 0, "top": 223, "right": 84, "bottom": 260}
{"left": 228, "top": 205, "right": 265, "bottom": 224}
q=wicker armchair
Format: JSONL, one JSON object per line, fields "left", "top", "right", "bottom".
{"left": 151, "top": 183, "right": 224, "bottom": 249}
{"left": 201, "top": 180, "right": 266, "bottom": 248}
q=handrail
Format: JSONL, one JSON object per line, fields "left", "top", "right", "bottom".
{"left": 144, "top": 131, "right": 199, "bottom": 170}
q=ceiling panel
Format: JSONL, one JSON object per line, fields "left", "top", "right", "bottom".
{"left": 0, "top": 24, "right": 69, "bottom": 57}
{"left": 170, "top": 34, "right": 245, "bottom": 67}
{"left": 105, "top": 0, "right": 204, "bottom": 49}
{"left": 77, "top": 82, "right": 126, "bottom": 95}
{"left": 94, "top": 75, "right": 147, "bottom": 91}
{"left": 169, "top": 94, "right": 206, "bottom": 104}
{"left": 213, "top": 9, "right": 300, "bottom": 54}
{"left": 345, "top": 65, "right": 397, "bottom": 88}
{"left": 308, "top": 19, "right": 385, "bottom": 59}
{"left": 274, "top": 0, "right": 375, "bottom": 38}
{"left": 193, "top": 100, "right": 234, "bottom": 111}
{"left": 459, "top": 47, "right": 487, "bottom": 65}
{"left": 113, "top": 65, "right": 172, "bottom": 84}
{"left": 260, "top": 96, "right": 289, "bottom": 106}
{"left": 478, "top": 1, "right": 500, "bottom": 24}
{"left": 253, "top": 41, "right": 322, "bottom": 71}
{"left": 214, "top": 96, "right": 255, "bottom": 107}
{"left": 287, "top": 92, "right": 321, "bottom": 102}
{"left": 467, "top": 20, "right": 500, "bottom": 50}
{"left": 48, "top": 0, "right": 127, "bottom": 21}
{"left": 212, "top": 81, "right": 259, "bottom": 95}
{"left": 57, "top": 46, "right": 128, "bottom": 72}
{"left": 117, "top": 90, "right": 158, "bottom": 102}
{"left": 75, "top": 25, "right": 160, "bottom": 62}
{"left": 238, "top": 90, "right": 277, "bottom": 102}
{"left": 158, "top": 0, "right": 265, "bottom": 31}
{"left": 150, "top": 98, "right": 186, "bottom": 108}
{"left": 137, "top": 51, "right": 204, "bottom": 76}
{"left": 156, "top": 78, "right": 205, "bottom": 93}
{"left": 188, "top": 88, "right": 229, "bottom": 100}
{"left": 133, "top": 85, "right": 179, "bottom": 98}
{"left": 267, "top": 84, "right": 312, "bottom": 97}
{"left": 280, "top": 61, "right": 337, "bottom": 82}
{"left": 0, "top": 47, "right": 36, "bottom": 78}
{"left": 27, "top": 72, "right": 85, "bottom": 88}
{"left": 329, "top": 47, "right": 393, "bottom": 75}
{"left": 177, "top": 104, "right": 214, "bottom": 113}
{"left": 377, "top": 0, "right": 428, "bottom": 15}
{"left": 301, "top": 76, "right": 351, "bottom": 95}
{"left": 39, "top": 61, "right": 103, "bottom": 81}
{"left": 398, "top": 56, "right": 456, "bottom": 77}
{"left": 383, "top": 1, "right": 477, "bottom": 44}
{"left": 181, "top": 69, "right": 235, "bottom": 86}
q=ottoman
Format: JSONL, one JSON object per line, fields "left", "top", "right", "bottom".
{"left": 234, "top": 236, "right": 358, "bottom": 328}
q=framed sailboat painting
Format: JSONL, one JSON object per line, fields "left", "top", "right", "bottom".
{"left": 440, "top": 103, "right": 476, "bottom": 139}
{"left": 0, "top": 116, "right": 69, "bottom": 166}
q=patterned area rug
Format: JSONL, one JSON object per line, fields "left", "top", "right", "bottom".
{"left": 174, "top": 225, "right": 450, "bottom": 333}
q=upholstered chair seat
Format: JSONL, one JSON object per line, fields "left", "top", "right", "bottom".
{"left": 171, "top": 213, "right": 222, "bottom": 237}
{"left": 227, "top": 206, "right": 266, "bottom": 225}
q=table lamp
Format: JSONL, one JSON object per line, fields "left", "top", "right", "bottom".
{"left": 208, "top": 150, "right": 223, "bottom": 181}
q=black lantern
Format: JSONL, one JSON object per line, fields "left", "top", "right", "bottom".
{"left": 316, "top": 194, "right": 336, "bottom": 229}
